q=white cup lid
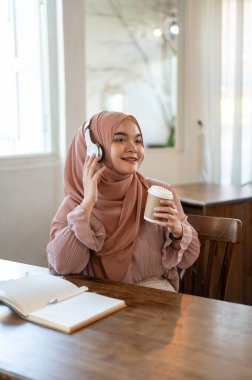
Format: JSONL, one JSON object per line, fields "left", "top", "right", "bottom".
{"left": 148, "top": 185, "right": 173, "bottom": 199}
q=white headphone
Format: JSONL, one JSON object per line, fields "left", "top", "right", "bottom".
{"left": 84, "top": 119, "right": 104, "bottom": 161}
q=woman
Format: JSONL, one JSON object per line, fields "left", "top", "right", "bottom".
{"left": 47, "top": 111, "right": 200, "bottom": 291}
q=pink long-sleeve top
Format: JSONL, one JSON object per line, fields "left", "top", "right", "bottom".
{"left": 47, "top": 178, "right": 200, "bottom": 291}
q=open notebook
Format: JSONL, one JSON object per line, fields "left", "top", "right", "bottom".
{"left": 0, "top": 274, "right": 126, "bottom": 334}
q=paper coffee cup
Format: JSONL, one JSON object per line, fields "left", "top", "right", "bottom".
{"left": 144, "top": 185, "right": 173, "bottom": 223}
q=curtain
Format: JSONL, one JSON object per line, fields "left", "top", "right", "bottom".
{"left": 198, "top": 0, "right": 222, "bottom": 183}
{"left": 186, "top": 0, "right": 222, "bottom": 183}
{"left": 221, "top": 0, "right": 252, "bottom": 185}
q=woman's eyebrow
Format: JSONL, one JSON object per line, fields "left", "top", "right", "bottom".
{"left": 114, "top": 132, "right": 128, "bottom": 136}
{"left": 114, "top": 131, "right": 142, "bottom": 137}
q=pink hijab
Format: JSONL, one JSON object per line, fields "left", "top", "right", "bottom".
{"left": 64, "top": 111, "right": 148, "bottom": 281}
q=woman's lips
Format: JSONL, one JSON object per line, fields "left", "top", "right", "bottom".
{"left": 121, "top": 157, "right": 138, "bottom": 166}
{"left": 121, "top": 157, "right": 137, "bottom": 162}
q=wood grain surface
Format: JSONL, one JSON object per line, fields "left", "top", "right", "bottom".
{"left": 1, "top": 261, "right": 252, "bottom": 380}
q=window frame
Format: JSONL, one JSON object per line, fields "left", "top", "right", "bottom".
{"left": 0, "top": 0, "right": 60, "bottom": 167}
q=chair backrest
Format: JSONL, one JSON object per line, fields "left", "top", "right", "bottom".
{"left": 180, "top": 214, "right": 242, "bottom": 301}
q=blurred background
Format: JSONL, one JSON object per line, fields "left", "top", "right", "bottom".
{"left": 0, "top": 0, "right": 251, "bottom": 299}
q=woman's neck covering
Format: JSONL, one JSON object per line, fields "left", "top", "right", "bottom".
{"left": 64, "top": 111, "right": 148, "bottom": 280}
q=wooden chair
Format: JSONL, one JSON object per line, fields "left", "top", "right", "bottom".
{"left": 179, "top": 214, "right": 242, "bottom": 301}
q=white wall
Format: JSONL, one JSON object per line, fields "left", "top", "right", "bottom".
{"left": 0, "top": 157, "right": 60, "bottom": 266}
{"left": 0, "top": 0, "right": 204, "bottom": 267}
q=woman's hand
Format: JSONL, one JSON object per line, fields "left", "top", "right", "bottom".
{"left": 81, "top": 154, "right": 105, "bottom": 211}
{"left": 153, "top": 200, "right": 183, "bottom": 238}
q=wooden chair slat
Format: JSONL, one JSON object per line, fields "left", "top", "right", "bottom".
{"left": 180, "top": 215, "right": 242, "bottom": 301}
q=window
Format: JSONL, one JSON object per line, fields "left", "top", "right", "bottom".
{"left": 0, "top": 0, "right": 52, "bottom": 157}
{"left": 85, "top": 0, "right": 181, "bottom": 148}
{"left": 221, "top": 0, "right": 252, "bottom": 185}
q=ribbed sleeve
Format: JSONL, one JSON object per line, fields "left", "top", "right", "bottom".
{"left": 67, "top": 206, "right": 105, "bottom": 250}
{"left": 162, "top": 221, "right": 193, "bottom": 269}
{"left": 47, "top": 198, "right": 105, "bottom": 275}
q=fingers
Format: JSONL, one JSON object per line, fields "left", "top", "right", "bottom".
{"left": 154, "top": 200, "right": 177, "bottom": 218}
{"left": 153, "top": 200, "right": 179, "bottom": 227}
{"left": 82, "top": 155, "right": 105, "bottom": 206}
{"left": 93, "top": 166, "right": 106, "bottom": 182}
{"left": 84, "top": 154, "right": 99, "bottom": 177}
{"left": 84, "top": 153, "right": 98, "bottom": 168}
{"left": 83, "top": 154, "right": 105, "bottom": 189}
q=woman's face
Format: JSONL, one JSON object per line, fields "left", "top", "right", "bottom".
{"left": 111, "top": 118, "right": 144, "bottom": 175}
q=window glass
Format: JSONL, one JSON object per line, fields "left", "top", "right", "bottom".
{"left": 0, "top": 0, "right": 51, "bottom": 156}
{"left": 85, "top": 0, "right": 180, "bottom": 148}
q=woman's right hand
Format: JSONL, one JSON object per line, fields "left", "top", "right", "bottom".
{"left": 81, "top": 154, "right": 105, "bottom": 211}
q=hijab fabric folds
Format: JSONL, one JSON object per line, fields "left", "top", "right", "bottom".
{"left": 64, "top": 111, "right": 148, "bottom": 281}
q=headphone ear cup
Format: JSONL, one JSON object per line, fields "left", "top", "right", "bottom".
{"left": 84, "top": 121, "right": 104, "bottom": 161}
{"left": 87, "top": 142, "right": 103, "bottom": 162}
{"left": 96, "top": 144, "right": 104, "bottom": 162}
{"left": 86, "top": 141, "right": 99, "bottom": 158}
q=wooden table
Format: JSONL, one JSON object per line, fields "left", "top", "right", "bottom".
{"left": 175, "top": 182, "right": 252, "bottom": 306}
{"left": 1, "top": 260, "right": 252, "bottom": 380}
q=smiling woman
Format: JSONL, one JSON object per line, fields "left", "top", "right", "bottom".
{"left": 47, "top": 111, "right": 200, "bottom": 292}
{"left": 111, "top": 119, "right": 144, "bottom": 175}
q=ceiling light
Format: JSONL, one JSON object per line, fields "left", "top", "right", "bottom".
{"left": 153, "top": 27, "right": 162, "bottom": 37}
{"left": 169, "top": 21, "right": 179, "bottom": 36}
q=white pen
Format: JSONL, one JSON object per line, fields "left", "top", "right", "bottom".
{"left": 48, "top": 286, "right": 87, "bottom": 305}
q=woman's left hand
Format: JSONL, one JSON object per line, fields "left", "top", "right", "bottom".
{"left": 153, "top": 200, "right": 183, "bottom": 238}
